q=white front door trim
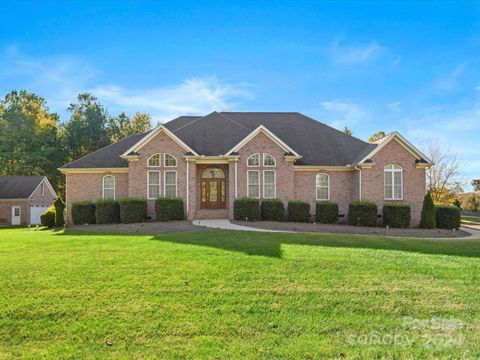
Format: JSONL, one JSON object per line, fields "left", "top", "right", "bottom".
{"left": 11, "top": 206, "right": 21, "bottom": 225}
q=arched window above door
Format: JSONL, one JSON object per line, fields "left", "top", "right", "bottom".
{"left": 202, "top": 168, "right": 225, "bottom": 179}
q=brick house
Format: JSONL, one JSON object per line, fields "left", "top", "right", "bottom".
{"left": 60, "top": 112, "right": 432, "bottom": 225}
{"left": 0, "top": 176, "right": 57, "bottom": 226}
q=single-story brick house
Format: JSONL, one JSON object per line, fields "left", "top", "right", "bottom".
{"left": 0, "top": 176, "right": 57, "bottom": 225}
{"left": 60, "top": 112, "right": 432, "bottom": 225}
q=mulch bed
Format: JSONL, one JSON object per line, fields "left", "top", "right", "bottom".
{"left": 232, "top": 220, "right": 470, "bottom": 238}
{"left": 67, "top": 221, "right": 209, "bottom": 234}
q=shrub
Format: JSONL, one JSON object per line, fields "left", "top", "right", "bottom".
{"left": 233, "top": 197, "right": 260, "bottom": 221}
{"left": 315, "top": 201, "right": 338, "bottom": 224}
{"left": 96, "top": 199, "right": 120, "bottom": 224}
{"left": 118, "top": 197, "right": 147, "bottom": 223}
{"left": 420, "top": 192, "right": 436, "bottom": 229}
{"left": 40, "top": 207, "right": 56, "bottom": 228}
{"left": 261, "top": 198, "right": 285, "bottom": 221}
{"left": 287, "top": 200, "right": 310, "bottom": 222}
{"left": 155, "top": 197, "right": 184, "bottom": 221}
{"left": 348, "top": 200, "right": 378, "bottom": 227}
{"left": 383, "top": 204, "right": 411, "bottom": 228}
{"left": 54, "top": 197, "right": 65, "bottom": 227}
{"left": 71, "top": 201, "right": 96, "bottom": 225}
{"left": 436, "top": 206, "right": 461, "bottom": 229}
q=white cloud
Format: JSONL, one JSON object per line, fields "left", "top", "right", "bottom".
{"left": 330, "top": 39, "right": 387, "bottom": 65}
{"left": 0, "top": 46, "right": 254, "bottom": 123}
{"left": 319, "top": 99, "right": 368, "bottom": 129}
{"left": 434, "top": 61, "right": 469, "bottom": 92}
{"left": 387, "top": 101, "right": 402, "bottom": 113}
{"left": 89, "top": 78, "right": 254, "bottom": 123}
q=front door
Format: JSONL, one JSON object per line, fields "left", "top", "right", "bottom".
{"left": 200, "top": 168, "right": 226, "bottom": 209}
{"left": 11, "top": 206, "right": 21, "bottom": 225}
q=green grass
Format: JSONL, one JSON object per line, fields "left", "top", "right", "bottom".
{"left": 1, "top": 228, "right": 480, "bottom": 358}
{"left": 462, "top": 216, "right": 480, "bottom": 224}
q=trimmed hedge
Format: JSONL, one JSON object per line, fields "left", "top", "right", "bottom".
{"left": 420, "top": 192, "right": 436, "bottom": 229}
{"left": 233, "top": 197, "right": 260, "bottom": 221}
{"left": 261, "top": 198, "right": 285, "bottom": 221}
{"left": 155, "top": 197, "right": 184, "bottom": 221}
{"left": 54, "top": 197, "right": 65, "bottom": 227}
{"left": 71, "top": 201, "right": 96, "bottom": 225}
{"left": 315, "top": 201, "right": 338, "bottom": 224}
{"left": 383, "top": 204, "right": 411, "bottom": 228}
{"left": 40, "top": 207, "right": 56, "bottom": 228}
{"left": 118, "top": 197, "right": 147, "bottom": 224}
{"left": 348, "top": 200, "right": 378, "bottom": 227}
{"left": 436, "top": 206, "right": 461, "bottom": 229}
{"left": 287, "top": 200, "right": 310, "bottom": 223}
{"left": 96, "top": 199, "right": 120, "bottom": 224}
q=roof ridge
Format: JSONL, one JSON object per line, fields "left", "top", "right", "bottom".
{"left": 170, "top": 115, "right": 204, "bottom": 133}
{"left": 217, "top": 112, "right": 254, "bottom": 132}
{"left": 220, "top": 111, "right": 300, "bottom": 114}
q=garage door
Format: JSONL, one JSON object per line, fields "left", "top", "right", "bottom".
{"left": 30, "top": 206, "right": 49, "bottom": 225}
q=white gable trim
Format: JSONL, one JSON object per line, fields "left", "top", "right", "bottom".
{"left": 357, "top": 132, "right": 432, "bottom": 165}
{"left": 28, "top": 177, "right": 58, "bottom": 199}
{"left": 121, "top": 125, "right": 199, "bottom": 157}
{"left": 225, "top": 125, "right": 301, "bottom": 157}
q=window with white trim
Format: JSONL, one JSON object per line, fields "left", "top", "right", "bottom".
{"left": 164, "top": 171, "right": 177, "bottom": 197}
{"left": 247, "top": 153, "right": 260, "bottom": 167}
{"left": 247, "top": 170, "right": 260, "bottom": 198}
{"left": 263, "top": 170, "right": 276, "bottom": 198}
{"left": 263, "top": 153, "right": 276, "bottom": 167}
{"left": 148, "top": 171, "right": 161, "bottom": 199}
{"left": 316, "top": 173, "right": 330, "bottom": 200}
{"left": 164, "top": 153, "right": 177, "bottom": 167}
{"left": 40, "top": 182, "right": 45, "bottom": 196}
{"left": 148, "top": 154, "right": 160, "bottom": 167}
{"left": 103, "top": 175, "right": 115, "bottom": 200}
{"left": 384, "top": 164, "right": 403, "bottom": 200}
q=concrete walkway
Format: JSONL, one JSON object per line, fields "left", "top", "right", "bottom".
{"left": 193, "top": 219, "right": 480, "bottom": 239}
{"left": 193, "top": 219, "right": 287, "bottom": 232}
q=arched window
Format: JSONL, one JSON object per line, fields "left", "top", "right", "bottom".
{"left": 202, "top": 168, "right": 225, "bottom": 178}
{"left": 263, "top": 153, "right": 276, "bottom": 167}
{"left": 164, "top": 153, "right": 177, "bottom": 167}
{"left": 384, "top": 164, "right": 403, "bottom": 200}
{"left": 316, "top": 173, "right": 330, "bottom": 200}
{"left": 147, "top": 153, "right": 160, "bottom": 167}
{"left": 103, "top": 175, "right": 115, "bottom": 200}
{"left": 247, "top": 153, "right": 260, "bottom": 167}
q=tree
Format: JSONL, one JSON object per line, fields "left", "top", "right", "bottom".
{"left": 472, "top": 179, "right": 480, "bottom": 192}
{"left": 420, "top": 192, "right": 436, "bottom": 229}
{"left": 0, "top": 90, "right": 64, "bottom": 189}
{"left": 343, "top": 127, "right": 352, "bottom": 135}
{"left": 64, "top": 93, "right": 111, "bottom": 161}
{"left": 421, "top": 139, "right": 462, "bottom": 204}
{"left": 368, "top": 131, "right": 386, "bottom": 143}
{"left": 109, "top": 112, "right": 152, "bottom": 142}
{"left": 54, "top": 197, "right": 65, "bottom": 227}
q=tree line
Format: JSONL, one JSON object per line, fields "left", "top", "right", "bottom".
{"left": 0, "top": 90, "right": 152, "bottom": 196}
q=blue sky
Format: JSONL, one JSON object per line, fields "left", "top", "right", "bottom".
{"left": 0, "top": 1, "right": 479, "bottom": 183}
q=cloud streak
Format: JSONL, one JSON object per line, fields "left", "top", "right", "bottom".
{"left": 330, "top": 39, "right": 387, "bottom": 65}
{"left": 319, "top": 99, "right": 368, "bottom": 129}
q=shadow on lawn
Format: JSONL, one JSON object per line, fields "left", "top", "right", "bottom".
{"left": 149, "top": 230, "right": 480, "bottom": 259}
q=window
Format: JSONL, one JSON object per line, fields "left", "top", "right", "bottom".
{"left": 164, "top": 153, "right": 177, "bottom": 167}
{"left": 316, "top": 173, "right": 330, "bottom": 200}
{"left": 384, "top": 164, "right": 403, "bottom": 200}
{"left": 202, "top": 168, "right": 225, "bottom": 178}
{"left": 103, "top": 175, "right": 115, "bottom": 200}
{"left": 263, "top": 170, "right": 276, "bottom": 198}
{"left": 263, "top": 153, "right": 276, "bottom": 167}
{"left": 247, "top": 153, "right": 260, "bottom": 167}
{"left": 247, "top": 170, "right": 260, "bottom": 198}
{"left": 148, "top": 171, "right": 161, "bottom": 199}
{"left": 164, "top": 171, "right": 177, "bottom": 197}
{"left": 148, "top": 154, "right": 160, "bottom": 167}
{"left": 40, "top": 182, "right": 45, "bottom": 196}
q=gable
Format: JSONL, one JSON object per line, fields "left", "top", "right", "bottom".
{"left": 371, "top": 137, "right": 418, "bottom": 165}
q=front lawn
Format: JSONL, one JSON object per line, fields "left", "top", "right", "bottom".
{"left": 1, "top": 228, "right": 480, "bottom": 358}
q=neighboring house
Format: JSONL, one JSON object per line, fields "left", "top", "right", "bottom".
{"left": 0, "top": 176, "right": 57, "bottom": 226}
{"left": 60, "top": 112, "right": 432, "bottom": 225}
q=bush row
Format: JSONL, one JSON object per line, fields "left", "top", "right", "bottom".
{"left": 71, "top": 197, "right": 184, "bottom": 225}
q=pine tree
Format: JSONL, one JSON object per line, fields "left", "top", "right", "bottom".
{"left": 420, "top": 192, "right": 436, "bottom": 229}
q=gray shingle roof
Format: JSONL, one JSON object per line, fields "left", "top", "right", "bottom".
{"left": 0, "top": 176, "right": 45, "bottom": 199}
{"left": 61, "top": 112, "right": 376, "bottom": 168}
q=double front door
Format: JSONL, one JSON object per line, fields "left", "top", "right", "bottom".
{"left": 200, "top": 168, "right": 226, "bottom": 209}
